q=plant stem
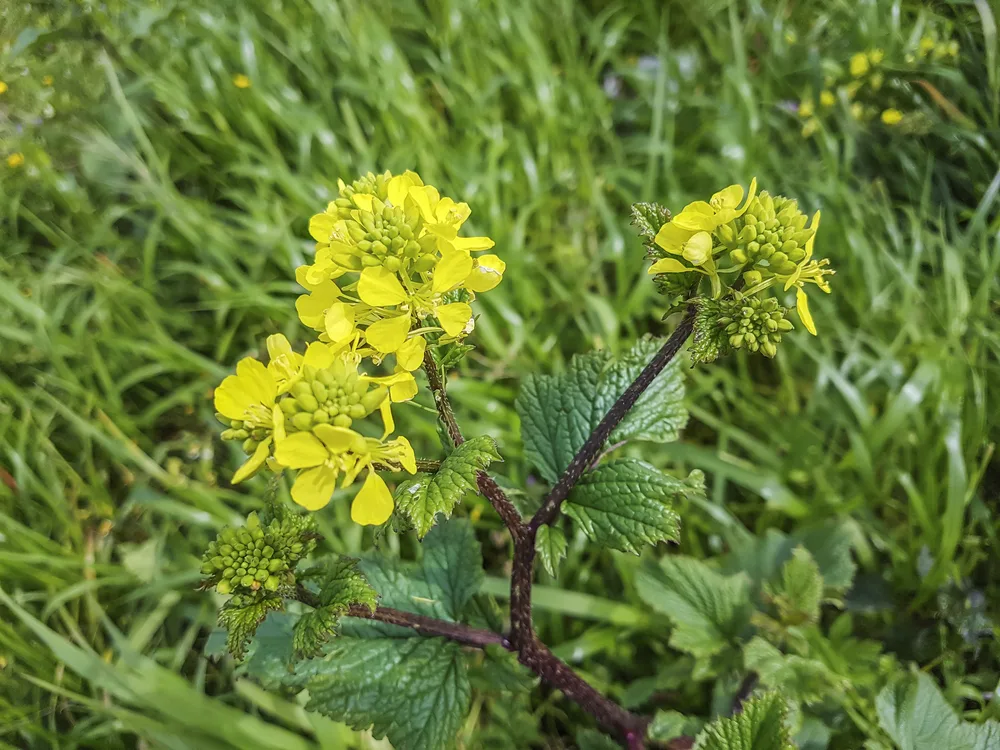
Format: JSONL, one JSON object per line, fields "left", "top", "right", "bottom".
{"left": 529, "top": 308, "right": 696, "bottom": 532}
{"left": 419, "top": 318, "right": 697, "bottom": 748}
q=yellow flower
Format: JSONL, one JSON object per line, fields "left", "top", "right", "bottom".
{"left": 869, "top": 49, "right": 885, "bottom": 65}
{"left": 0, "top": 81, "right": 7, "bottom": 94}
{"left": 776, "top": 211, "right": 833, "bottom": 335}
{"left": 919, "top": 37, "right": 936, "bottom": 58}
{"left": 850, "top": 53, "right": 870, "bottom": 78}
{"left": 881, "top": 108, "right": 904, "bottom": 126}
{"left": 7, "top": 153, "right": 24, "bottom": 168}
{"left": 801, "top": 118, "right": 819, "bottom": 139}
{"left": 214, "top": 358, "right": 279, "bottom": 483}
{"left": 274, "top": 424, "right": 415, "bottom": 522}
{"left": 798, "top": 99, "right": 815, "bottom": 118}
{"left": 42, "top": 75, "right": 53, "bottom": 86}
{"left": 668, "top": 179, "right": 757, "bottom": 233}
{"left": 233, "top": 74, "right": 251, "bottom": 89}
{"left": 819, "top": 90, "right": 835, "bottom": 108}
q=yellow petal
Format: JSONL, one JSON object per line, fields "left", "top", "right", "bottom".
{"left": 231, "top": 437, "right": 272, "bottom": 484}
{"left": 395, "top": 335, "right": 426, "bottom": 371}
{"left": 671, "top": 209, "right": 717, "bottom": 232}
{"left": 409, "top": 185, "right": 440, "bottom": 222}
{"left": 804, "top": 210, "right": 820, "bottom": 261}
{"left": 451, "top": 236, "right": 495, "bottom": 252}
{"left": 465, "top": 254, "right": 505, "bottom": 292}
{"left": 394, "top": 436, "right": 417, "bottom": 474}
{"left": 272, "top": 406, "right": 286, "bottom": 442}
{"left": 654, "top": 222, "right": 697, "bottom": 254}
{"left": 351, "top": 193, "right": 374, "bottom": 212}
{"left": 312, "top": 424, "right": 361, "bottom": 453}
{"left": 648, "top": 257, "right": 692, "bottom": 275}
{"left": 681, "top": 231, "right": 713, "bottom": 265}
{"left": 387, "top": 170, "right": 423, "bottom": 206}
{"left": 736, "top": 177, "right": 758, "bottom": 217}
{"left": 324, "top": 302, "right": 356, "bottom": 345}
{"left": 436, "top": 302, "right": 473, "bottom": 337}
{"left": 796, "top": 287, "right": 817, "bottom": 335}
{"left": 303, "top": 341, "right": 336, "bottom": 369}
{"left": 266, "top": 334, "right": 293, "bottom": 361}
{"left": 711, "top": 183, "right": 744, "bottom": 209}
{"left": 296, "top": 280, "right": 340, "bottom": 329}
{"left": 291, "top": 465, "right": 339, "bottom": 511}
{"left": 350, "top": 472, "right": 394, "bottom": 525}
{"left": 432, "top": 250, "right": 475, "bottom": 293}
{"left": 365, "top": 314, "right": 411, "bottom": 353}
{"left": 238, "top": 357, "right": 277, "bottom": 405}
{"left": 274, "top": 432, "right": 328, "bottom": 469}
{"left": 295, "top": 264, "right": 323, "bottom": 292}
{"left": 358, "top": 266, "right": 408, "bottom": 306}
{"left": 389, "top": 373, "right": 418, "bottom": 403}
{"left": 308, "top": 212, "right": 336, "bottom": 242}
{"left": 379, "top": 396, "right": 394, "bottom": 439}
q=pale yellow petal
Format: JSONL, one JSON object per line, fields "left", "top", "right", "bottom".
{"left": 395, "top": 335, "right": 426, "bottom": 371}
{"left": 436, "top": 302, "right": 473, "bottom": 337}
{"left": 274, "top": 432, "right": 329, "bottom": 469}
{"left": 654, "top": 222, "right": 697, "bottom": 253}
{"left": 681, "top": 231, "right": 713, "bottom": 265}
{"left": 379, "top": 396, "right": 394, "bottom": 439}
{"left": 465, "top": 254, "right": 505, "bottom": 292}
{"left": 231, "top": 437, "right": 272, "bottom": 484}
{"left": 291, "top": 465, "right": 339, "bottom": 511}
{"left": 303, "top": 341, "right": 336, "bottom": 369}
{"left": 324, "top": 302, "right": 356, "bottom": 345}
{"left": 394, "top": 436, "right": 417, "bottom": 474}
{"left": 266, "top": 334, "right": 293, "bottom": 361}
{"left": 389, "top": 374, "right": 418, "bottom": 403}
{"left": 358, "top": 266, "right": 408, "bottom": 306}
{"left": 796, "top": 287, "right": 817, "bottom": 335}
{"left": 647, "top": 257, "right": 692, "bottom": 275}
{"left": 450, "top": 235, "right": 495, "bottom": 252}
{"left": 711, "top": 183, "right": 744, "bottom": 209}
{"left": 235, "top": 357, "right": 277, "bottom": 407}
{"left": 308, "top": 212, "right": 336, "bottom": 242}
{"left": 365, "top": 314, "right": 411, "bottom": 353}
{"left": 312, "top": 424, "right": 361, "bottom": 453}
{"left": 351, "top": 193, "right": 374, "bottom": 212}
{"left": 350, "top": 472, "right": 394, "bottom": 525}
{"left": 432, "top": 250, "right": 475, "bottom": 293}
{"left": 804, "top": 210, "right": 820, "bottom": 261}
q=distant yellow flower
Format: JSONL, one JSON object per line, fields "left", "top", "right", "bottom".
{"left": 0, "top": 81, "right": 8, "bottom": 94}
{"left": 819, "top": 90, "right": 835, "bottom": 108}
{"left": 919, "top": 37, "right": 936, "bottom": 58}
{"left": 7, "top": 153, "right": 24, "bottom": 168}
{"left": 881, "top": 109, "right": 904, "bottom": 126}
{"left": 850, "top": 102, "right": 864, "bottom": 121}
{"left": 42, "top": 75, "right": 53, "bottom": 86}
{"left": 233, "top": 74, "right": 251, "bottom": 89}
{"left": 798, "top": 99, "right": 815, "bottom": 118}
{"left": 850, "top": 53, "right": 870, "bottom": 78}
{"left": 869, "top": 49, "right": 885, "bottom": 65}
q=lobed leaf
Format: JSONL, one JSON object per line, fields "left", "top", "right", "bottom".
{"left": 692, "top": 691, "right": 794, "bottom": 750}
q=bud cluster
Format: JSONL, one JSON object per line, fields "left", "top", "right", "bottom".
{"left": 278, "top": 362, "right": 387, "bottom": 433}
{"left": 201, "top": 510, "right": 317, "bottom": 595}
{"left": 722, "top": 192, "right": 814, "bottom": 278}
{"left": 330, "top": 171, "right": 392, "bottom": 218}
{"left": 337, "top": 199, "right": 436, "bottom": 274}
{"left": 690, "top": 294, "right": 794, "bottom": 364}
{"left": 219, "top": 418, "right": 272, "bottom": 460}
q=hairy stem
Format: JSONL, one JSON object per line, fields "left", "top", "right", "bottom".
{"left": 530, "top": 309, "right": 696, "bottom": 532}
{"left": 423, "top": 348, "right": 465, "bottom": 447}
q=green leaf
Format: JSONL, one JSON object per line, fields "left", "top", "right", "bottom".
{"left": 876, "top": 672, "right": 1000, "bottom": 750}
{"left": 535, "top": 525, "right": 567, "bottom": 577}
{"left": 293, "top": 557, "right": 378, "bottom": 658}
{"left": 217, "top": 593, "right": 284, "bottom": 661}
{"left": 360, "top": 518, "right": 483, "bottom": 623}
{"left": 395, "top": 436, "right": 502, "bottom": 538}
{"left": 516, "top": 338, "right": 687, "bottom": 483}
{"left": 631, "top": 201, "right": 671, "bottom": 244}
{"left": 636, "top": 555, "right": 752, "bottom": 659}
{"left": 693, "top": 691, "right": 794, "bottom": 750}
{"left": 768, "top": 547, "right": 824, "bottom": 625}
{"left": 469, "top": 644, "right": 537, "bottom": 694}
{"left": 742, "top": 637, "right": 841, "bottom": 703}
{"left": 566, "top": 459, "right": 696, "bottom": 554}
{"left": 649, "top": 710, "right": 703, "bottom": 743}
{"left": 288, "top": 636, "right": 470, "bottom": 750}
{"left": 575, "top": 728, "right": 622, "bottom": 750}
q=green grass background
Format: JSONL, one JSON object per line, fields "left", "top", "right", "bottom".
{"left": 1, "top": 0, "right": 998, "bottom": 748}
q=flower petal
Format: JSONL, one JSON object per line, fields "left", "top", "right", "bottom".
{"left": 681, "top": 231, "right": 713, "bottom": 265}
{"left": 324, "top": 302, "right": 356, "bottom": 345}
{"left": 394, "top": 436, "right": 417, "bottom": 474}
{"left": 351, "top": 193, "right": 373, "bottom": 212}
{"left": 351, "top": 472, "right": 394, "bottom": 525}
{"left": 654, "top": 222, "right": 697, "bottom": 254}
{"left": 389, "top": 374, "right": 418, "bottom": 403}
{"left": 379, "top": 396, "right": 394, "bottom": 439}
{"left": 387, "top": 170, "right": 423, "bottom": 207}
{"left": 395, "top": 335, "right": 426, "bottom": 371}
{"left": 436, "top": 302, "right": 473, "bottom": 337}
{"left": 365, "top": 314, "right": 411, "bottom": 353}
{"left": 266, "top": 334, "right": 293, "bottom": 360}
{"left": 804, "top": 210, "right": 820, "bottom": 261}
{"left": 231, "top": 437, "right": 272, "bottom": 484}
{"left": 308, "top": 212, "right": 336, "bottom": 242}
{"left": 358, "top": 266, "right": 408, "bottom": 306}
{"left": 648, "top": 257, "right": 692, "bottom": 275}
{"left": 291, "top": 465, "right": 339, "bottom": 511}
{"left": 465, "top": 253, "right": 505, "bottom": 292}
{"left": 312, "top": 424, "right": 362, "bottom": 453}
{"left": 451, "top": 235, "right": 495, "bottom": 252}
{"left": 711, "top": 183, "right": 744, "bottom": 209}
{"left": 274, "top": 432, "right": 328, "bottom": 468}
{"left": 796, "top": 287, "right": 817, "bottom": 335}
{"left": 432, "top": 250, "right": 474, "bottom": 293}
{"left": 303, "top": 341, "right": 336, "bottom": 369}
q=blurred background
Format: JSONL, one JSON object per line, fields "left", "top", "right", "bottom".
{"left": 1, "top": 1, "right": 998, "bottom": 748}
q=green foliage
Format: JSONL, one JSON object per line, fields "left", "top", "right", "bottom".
{"left": 767, "top": 547, "right": 824, "bottom": 626}
{"left": 395, "top": 436, "right": 502, "bottom": 537}
{"left": 565, "top": 459, "right": 700, "bottom": 554}
{"left": 217, "top": 592, "right": 285, "bottom": 661}
{"left": 875, "top": 672, "right": 1000, "bottom": 750}
{"left": 575, "top": 728, "right": 622, "bottom": 750}
{"left": 293, "top": 557, "right": 378, "bottom": 658}
{"left": 535, "top": 524, "right": 567, "bottom": 577}
{"left": 692, "top": 692, "right": 794, "bottom": 750}
{"left": 636, "top": 556, "right": 752, "bottom": 661}
{"left": 290, "top": 636, "right": 470, "bottom": 750}
{"left": 517, "top": 338, "right": 687, "bottom": 483}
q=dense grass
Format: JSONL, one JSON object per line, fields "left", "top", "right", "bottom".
{"left": 1, "top": 0, "right": 998, "bottom": 748}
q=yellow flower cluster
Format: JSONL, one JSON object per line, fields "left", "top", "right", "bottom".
{"left": 647, "top": 180, "right": 833, "bottom": 335}
{"left": 213, "top": 171, "right": 502, "bottom": 526}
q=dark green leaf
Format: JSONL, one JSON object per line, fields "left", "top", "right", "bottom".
{"left": 395, "top": 436, "right": 502, "bottom": 537}
{"left": 293, "top": 558, "right": 377, "bottom": 658}
{"left": 217, "top": 593, "right": 284, "bottom": 661}
{"left": 535, "top": 525, "right": 567, "bottom": 577}
{"left": 566, "top": 459, "right": 696, "bottom": 554}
